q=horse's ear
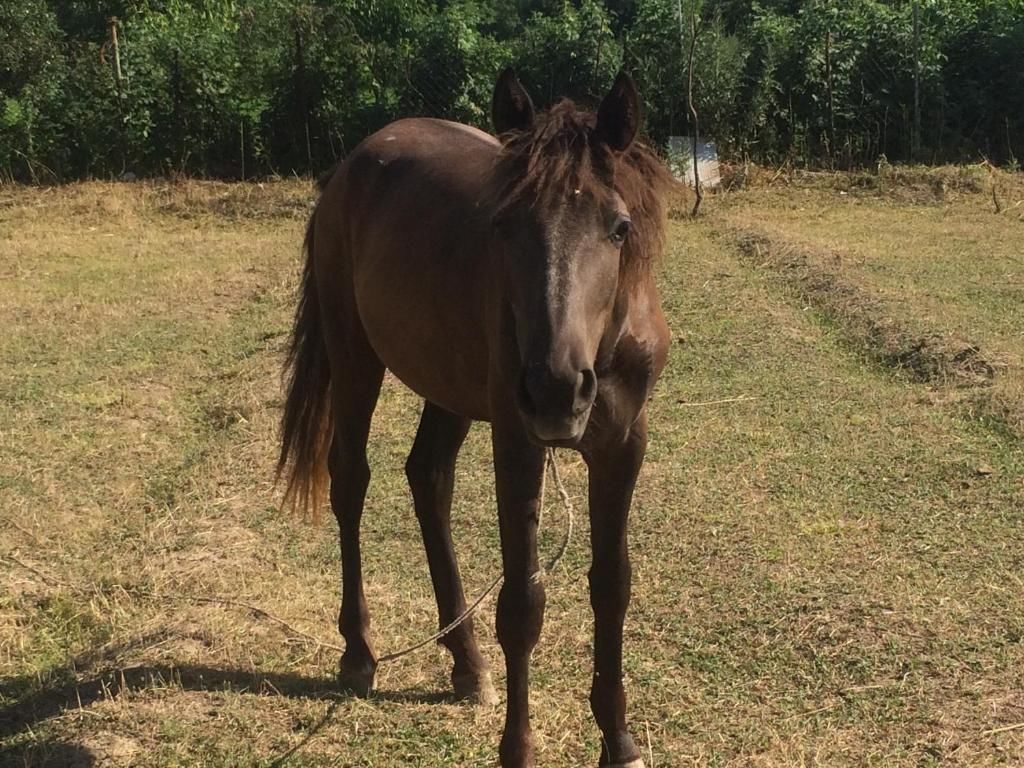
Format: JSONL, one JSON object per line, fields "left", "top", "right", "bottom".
{"left": 492, "top": 68, "right": 535, "bottom": 137}
{"left": 595, "top": 71, "right": 641, "bottom": 152}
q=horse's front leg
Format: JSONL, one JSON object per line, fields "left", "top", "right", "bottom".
{"left": 583, "top": 409, "right": 649, "bottom": 768}
{"left": 491, "top": 416, "right": 546, "bottom": 768}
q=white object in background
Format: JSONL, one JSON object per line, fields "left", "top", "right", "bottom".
{"left": 667, "top": 136, "right": 721, "bottom": 189}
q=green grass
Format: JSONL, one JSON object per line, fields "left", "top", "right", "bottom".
{"left": 715, "top": 179, "right": 1024, "bottom": 365}
{"left": 1, "top": 178, "right": 1022, "bottom": 766}
{"left": 711, "top": 169, "right": 1024, "bottom": 437}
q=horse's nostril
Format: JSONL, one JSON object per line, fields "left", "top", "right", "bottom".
{"left": 519, "top": 361, "right": 595, "bottom": 428}
{"left": 575, "top": 368, "right": 597, "bottom": 412}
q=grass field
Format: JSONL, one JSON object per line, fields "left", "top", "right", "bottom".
{"left": 1, "top": 173, "right": 1022, "bottom": 767}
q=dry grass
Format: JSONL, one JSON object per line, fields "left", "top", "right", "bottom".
{"left": 719, "top": 161, "right": 1024, "bottom": 207}
{"left": 2, "top": 177, "right": 1023, "bottom": 767}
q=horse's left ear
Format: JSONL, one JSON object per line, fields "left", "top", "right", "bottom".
{"left": 595, "top": 72, "right": 641, "bottom": 152}
{"left": 492, "top": 68, "right": 535, "bottom": 137}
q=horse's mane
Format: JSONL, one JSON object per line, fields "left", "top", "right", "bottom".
{"left": 493, "top": 99, "right": 676, "bottom": 287}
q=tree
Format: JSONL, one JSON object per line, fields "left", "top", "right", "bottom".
{"left": 3, "top": 0, "right": 1022, "bottom": 180}
{"left": 0, "top": 0, "right": 68, "bottom": 179}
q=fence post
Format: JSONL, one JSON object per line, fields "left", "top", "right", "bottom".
{"left": 825, "top": 27, "right": 836, "bottom": 168}
{"left": 293, "top": 18, "right": 312, "bottom": 172}
{"left": 913, "top": 0, "right": 921, "bottom": 159}
{"left": 677, "top": 0, "right": 703, "bottom": 215}
{"left": 108, "top": 17, "right": 127, "bottom": 174}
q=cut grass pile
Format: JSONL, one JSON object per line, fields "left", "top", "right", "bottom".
{"left": 711, "top": 167, "right": 1024, "bottom": 438}
{"left": 1, "top": 177, "right": 1022, "bottom": 766}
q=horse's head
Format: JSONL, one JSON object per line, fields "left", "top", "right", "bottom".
{"left": 490, "top": 69, "right": 657, "bottom": 445}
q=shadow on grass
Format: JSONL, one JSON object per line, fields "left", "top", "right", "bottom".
{"left": 0, "top": 740, "right": 96, "bottom": 767}
{"left": 1, "top": 630, "right": 454, "bottom": 741}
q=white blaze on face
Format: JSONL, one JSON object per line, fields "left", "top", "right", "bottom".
{"left": 543, "top": 199, "right": 573, "bottom": 341}
{"left": 518, "top": 185, "right": 624, "bottom": 373}
{"left": 539, "top": 190, "right": 612, "bottom": 366}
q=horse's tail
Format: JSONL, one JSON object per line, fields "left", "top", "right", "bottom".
{"left": 276, "top": 209, "right": 332, "bottom": 520}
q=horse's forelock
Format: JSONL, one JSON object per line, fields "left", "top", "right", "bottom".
{"left": 493, "top": 98, "right": 675, "bottom": 285}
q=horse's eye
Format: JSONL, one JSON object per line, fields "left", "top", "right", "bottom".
{"left": 610, "top": 217, "right": 631, "bottom": 245}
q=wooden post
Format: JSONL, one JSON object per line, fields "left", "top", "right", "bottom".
{"left": 108, "top": 17, "right": 124, "bottom": 86}
{"left": 108, "top": 17, "right": 127, "bottom": 174}
{"left": 172, "top": 48, "right": 183, "bottom": 171}
{"left": 688, "top": 5, "right": 703, "bottom": 216}
{"left": 1008, "top": 117, "right": 1017, "bottom": 167}
{"left": 825, "top": 27, "right": 836, "bottom": 167}
{"left": 913, "top": 0, "right": 921, "bottom": 159}
{"left": 789, "top": 91, "right": 796, "bottom": 158}
{"left": 294, "top": 20, "right": 312, "bottom": 172}
{"left": 677, "top": 0, "right": 703, "bottom": 215}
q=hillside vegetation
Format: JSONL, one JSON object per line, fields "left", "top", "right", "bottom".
{"left": 3, "top": 0, "right": 1022, "bottom": 180}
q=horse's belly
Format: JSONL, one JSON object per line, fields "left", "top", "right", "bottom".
{"left": 337, "top": 118, "right": 499, "bottom": 421}
{"left": 354, "top": 255, "right": 492, "bottom": 422}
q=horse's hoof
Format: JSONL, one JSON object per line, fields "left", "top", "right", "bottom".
{"left": 452, "top": 669, "right": 499, "bottom": 706}
{"left": 338, "top": 658, "right": 376, "bottom": 697}
{"left": 605, "top": 761, "right": 645, "bottom": 768}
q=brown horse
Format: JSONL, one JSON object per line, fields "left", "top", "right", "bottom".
{"left": 277, "top": 69, "right": 674, "bottom": 768}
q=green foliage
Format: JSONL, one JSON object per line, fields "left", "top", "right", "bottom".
{"left": 403, "top": 2, "right": 511, "bottom": 124}
{"left": 1, "top": 0, "right": 1021, "bottom": 179}
{"left": 122, "top": 1, "right": 241, "bottom": 172}
{"left": 0, "top": 0, "right": 69, "bottom": 179}
{"left": 628, "top": 0, "right": 745, "bottom": 150}
{"left": 511, "top": 0, "right": 621, "bottom": 105}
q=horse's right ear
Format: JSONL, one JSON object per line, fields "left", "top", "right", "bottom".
{"left": 492, "top": 68, "right": 535, "bottom": 137}
{"left": 595, "top": 71, "right": 641, "bottom": 152}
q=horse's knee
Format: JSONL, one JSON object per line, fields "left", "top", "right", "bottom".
{"left": 329, "top": 451, "right": 370, "bottom": 513}
{"left": 496, "top": 575, "right": 546, "bottom": 652}
{"left": 404, "top": 451, "right": 451, "bottom": 508}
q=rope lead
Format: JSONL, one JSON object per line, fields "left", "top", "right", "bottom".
{"left": 379, "top": 447, "right": 573, "bottom": 664}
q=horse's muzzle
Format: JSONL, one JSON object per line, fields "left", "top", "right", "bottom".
{"left": 515, "top": 362, "right": 596, "bottom": 443}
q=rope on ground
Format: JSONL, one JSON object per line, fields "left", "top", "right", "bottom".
{"left": 0, "top": 552, "right": 346, "bottom": 654}
{"left": 2, "top": 447, "right": 576, "bottom": 665}
{"left": 379, "top": 446, "right": 574, "bottom": 664}
{"left": 541, "top": 447, "right": 574, "bottom": 574}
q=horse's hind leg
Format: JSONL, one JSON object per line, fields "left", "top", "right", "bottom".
{"left": 328, "top": 335, "right": 385, "bottom": 696}
{"left": 406, "top": 401, "right": 498, "bottom": 706}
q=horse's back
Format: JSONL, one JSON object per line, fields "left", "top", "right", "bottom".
{"left": 315, "top": 118, "right": 501, "bottom": 419}
{"left": 338, "top": 117, "right": 498, "bottom": 200}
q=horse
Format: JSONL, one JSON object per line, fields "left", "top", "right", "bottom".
{"left": 276, "top": 68, "right": 674, "bottom": 768}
